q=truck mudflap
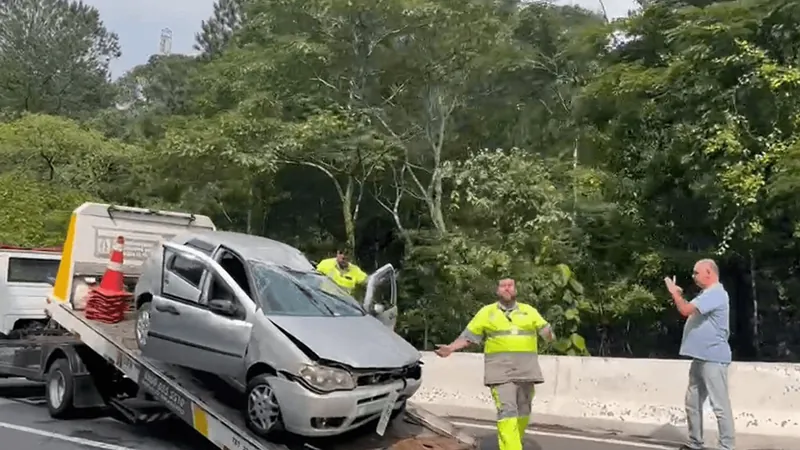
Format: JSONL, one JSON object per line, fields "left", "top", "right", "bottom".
{"left": 45, "top": 302, "right": 476, "bottom": 450}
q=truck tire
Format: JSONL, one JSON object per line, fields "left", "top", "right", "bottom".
{"left": 244, "top": 374, "right": 282, "bottom": 438}
{"left": 135, "top": 301, "right": 151, "bottom": 350}
{"left": 46, "top": 358, "right": 77, "bottom": 419}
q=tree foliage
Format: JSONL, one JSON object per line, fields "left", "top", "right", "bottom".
{"left": 2, "top": 0, "right": 800, "bottom": 361}
{"left": 194, "top": 0, "right": 245, "bottom": 58}
{"left": 0, "top": 0, "right": 120, "bottom": 119}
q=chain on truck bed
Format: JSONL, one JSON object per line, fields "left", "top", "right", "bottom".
{"left": 45, "top": 303, "right": 476, "bottom": 450}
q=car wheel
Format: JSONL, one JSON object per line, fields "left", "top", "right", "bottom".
{"left": 46, "top": 358, "right": 77, "bottom": 419}
{"left": 135, "top": 301, "right": 151, "bottom": 350}
{"left": 245, "top": 374, "right": 282, "bottom": 437}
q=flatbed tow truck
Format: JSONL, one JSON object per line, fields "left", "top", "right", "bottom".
{"left": 0, "top": 203, "right": 476, "bottom": 450}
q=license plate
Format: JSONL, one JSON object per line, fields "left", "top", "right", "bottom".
{"left": 375, "top": 390, "right": 400, "bottom": 436}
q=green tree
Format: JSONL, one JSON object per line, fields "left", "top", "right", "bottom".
{"left": 0, "top": 114, "right": 139, "bottom": 203}
{"left": 195, "top": 0, "right": 245, "bottom": 59}
{"left": 0, "top": 0, "right": 120, "bottom": 119}
{"left": 578, "top": 0, "right": 800, "bottom": 358}
{"left": 0, "top": 171, "right": 94, "bottom": 246}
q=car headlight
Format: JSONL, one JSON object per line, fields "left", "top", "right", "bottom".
{"left": 299, "top": 364, "right": 356, "bottom": 392}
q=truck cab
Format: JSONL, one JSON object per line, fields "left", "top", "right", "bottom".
{"left": 0, "top": 246, "right": 61, "bottom": 337}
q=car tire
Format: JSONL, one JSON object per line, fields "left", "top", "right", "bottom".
{"left": 245, "top": 374, "right": 282, "bottom": 438}
{"left": 135, "top": 301, "right": 152, "bottom": 351}
{"left": 46, "top": 358, "right": 77, "bottom": 419}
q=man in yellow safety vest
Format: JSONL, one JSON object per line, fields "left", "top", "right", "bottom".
{"left": 316, "top": 249, "right": 368, "bottom": 294}
{"left": 435, "top": 278, "right": 555, "bottom": 450}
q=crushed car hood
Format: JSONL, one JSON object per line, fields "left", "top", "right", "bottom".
{"left": 268, "top": 315, "right": 421, "bottom": 369}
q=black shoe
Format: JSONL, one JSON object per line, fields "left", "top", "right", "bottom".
{"left": 678, "top": 445, "right": 704, "bottom": 450}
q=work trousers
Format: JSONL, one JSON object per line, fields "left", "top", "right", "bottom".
{"left": 489, "top": 381, "right": 535, "bottom": 450}
{"left": 685, "top": 359, "right": 735, "bottom": 450}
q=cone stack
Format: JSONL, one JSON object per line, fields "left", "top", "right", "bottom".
{"left": 85, "top": 236, "right": 133, "bottom": 324}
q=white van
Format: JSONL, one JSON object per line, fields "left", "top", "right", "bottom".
{"left": 0, "top": 246, "right": 61, "bottom": 337}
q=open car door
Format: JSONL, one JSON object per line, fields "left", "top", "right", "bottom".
{"left": 363, "top": 263, "right": 398, "bottom": 330}
{"left": 142, "top": 242, "right": 255, "bottom": 377}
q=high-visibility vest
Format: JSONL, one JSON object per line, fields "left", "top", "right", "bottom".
{"left": 465, "top": 302, "right": 548, "bottom": 385}
{"left": 316, "top": 258, "right": 367, "bottom": 292}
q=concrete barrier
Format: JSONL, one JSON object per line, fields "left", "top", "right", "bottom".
{"left": 412, "top": 352, "right": 800, "bottom": 445}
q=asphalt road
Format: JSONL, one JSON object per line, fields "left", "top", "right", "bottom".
{"left": 458, "top": 420, "right": 675, "bottom": 450}
{"left": 0, "top": 379, "right": 675, "bottom": 450}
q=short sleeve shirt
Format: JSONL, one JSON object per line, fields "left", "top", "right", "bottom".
{"left": 679, "top": 284, "right": 732, "bottom": 363}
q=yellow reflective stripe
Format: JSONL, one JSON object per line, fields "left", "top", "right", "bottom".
{"left": 192, "top": 404, "right": 209, "bottom": 437}
{"left": 52, "top": 212, "right": 78, "bottom": 303}
{"left": 485, "top": 330, "right": 536, "bottom": 337}
{"left": 490, "top": 387, "right": 502, "bottom": 409}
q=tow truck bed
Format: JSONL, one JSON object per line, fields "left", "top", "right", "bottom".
{"left": 46, "top": 302, "right": 475, "bottom": 450}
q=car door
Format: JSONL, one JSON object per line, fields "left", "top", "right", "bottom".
{"left": 145, "top": 242, "right": 254, "bottom": 378}
{"left": 362, "top": 263, "right": 398, "bottom": 330}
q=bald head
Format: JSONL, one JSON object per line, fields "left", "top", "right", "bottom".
{"left": 693, "top": 258, "right": 719, "bottom": 289}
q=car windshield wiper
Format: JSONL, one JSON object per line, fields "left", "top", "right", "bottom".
{"left": 312, "top": 288, "right": 365, "bottom": 313}
{"left": 292, "top": 282, "right": 336, "bottom": 316}
{"left": 277, "top": 264, "right": 315, "bottom": 275}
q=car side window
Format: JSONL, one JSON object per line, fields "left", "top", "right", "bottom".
{"left": 365, "top": 265, "right": 396, "bottom": 308}
{"left": 370, "top": 271, "right": 393, "bottom": 307}
{"left": 165, "top": 240, "right": 213, "bottom": 288}
{"left": 208, "top": 274, "right": 237, "bottom": 303}
{"left": 167, "top": 255, "right": 204, "bottom": 287}
{"left": 206, "top": 273, "right": 248, "bottom": 320}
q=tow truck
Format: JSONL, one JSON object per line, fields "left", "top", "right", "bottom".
{"left": 0, "top": 203, "right": 476, "bottom": 450}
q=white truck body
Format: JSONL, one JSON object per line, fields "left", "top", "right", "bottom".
{"left": 49, "top": 202, "right": 216, "bottom": 311}
{"left": 0, "top": 247, "right": 61, "bottom": 335}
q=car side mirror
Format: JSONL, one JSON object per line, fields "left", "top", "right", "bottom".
{"left": 208, "top": 298, "right": 238, "bottom": 317}
{"left": 371, "top": 303, "right": 385, "bottom": 315}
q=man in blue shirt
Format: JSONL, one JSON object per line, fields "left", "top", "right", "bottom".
{"left": 665, "top": 258, "right": 734, "bottom": 450}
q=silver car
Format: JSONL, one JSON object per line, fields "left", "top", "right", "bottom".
{"left": 133, "top": 231, "right": 422, "bottom": 438}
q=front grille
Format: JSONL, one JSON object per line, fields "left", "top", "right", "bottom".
{"left": 355, "top": 362, "right": 421, "bottom": 387}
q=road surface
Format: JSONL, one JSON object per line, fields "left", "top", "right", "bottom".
{"left": 457, "top": 420, "right": 675, "bottom": 450}
{"left": 0, "top": 380, "right": 674, "bottom": 450}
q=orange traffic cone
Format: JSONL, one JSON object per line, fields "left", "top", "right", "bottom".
{"left": 96, "top": 236, "right": 126, "bottom": 296}
{"left": 85, "top": 235, "right": 132, "bottom": 324}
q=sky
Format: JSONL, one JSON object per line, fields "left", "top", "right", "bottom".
{"left": 83, "top": 0, "right": 641, "bottom": 79}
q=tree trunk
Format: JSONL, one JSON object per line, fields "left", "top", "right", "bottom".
{"left": 342, "top": 176, "right": 356, "bottom": 254}
{"left": 246, "top": 184, "right": 254, "bottom": 234}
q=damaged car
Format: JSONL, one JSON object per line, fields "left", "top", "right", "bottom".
{"left": 132, "top": 231, "right": 422, "bottom": 438}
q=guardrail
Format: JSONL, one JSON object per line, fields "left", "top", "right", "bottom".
{"left": 411, "top": 352, "right": 800, "bottom": 444}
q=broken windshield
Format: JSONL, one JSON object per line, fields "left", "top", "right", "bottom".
{"left": 249, "top": 262, "right": 364, "bottom": 317}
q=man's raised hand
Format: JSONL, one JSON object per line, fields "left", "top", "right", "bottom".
{"left": 664, "top": 275, "right": 683, "bottom": 295}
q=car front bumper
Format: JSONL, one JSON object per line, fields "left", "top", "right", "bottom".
{"left": 270, "top": 376, "right": 422, "bottom": 437}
